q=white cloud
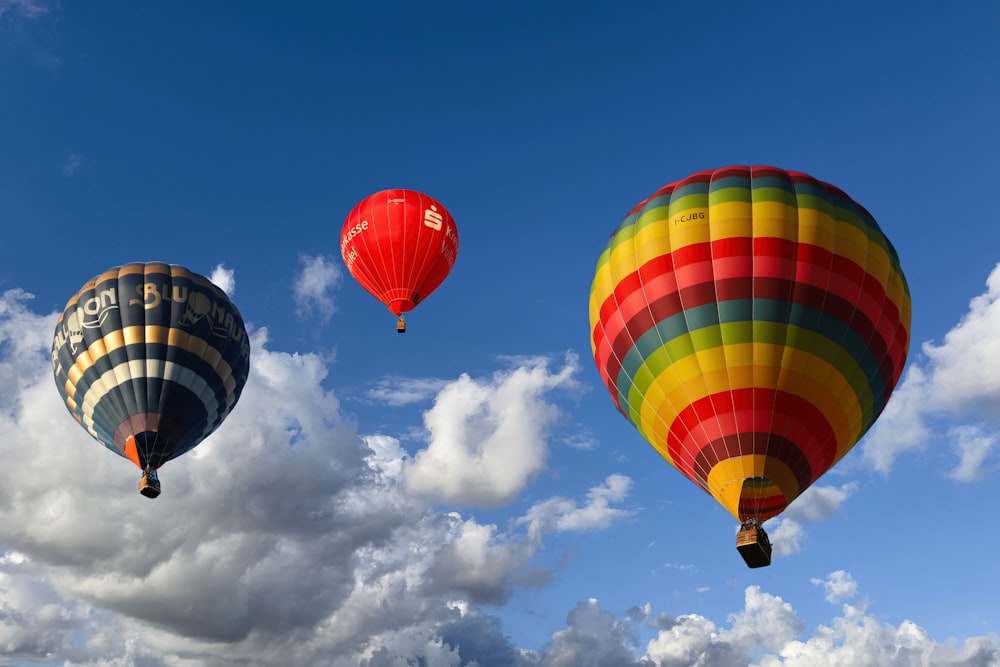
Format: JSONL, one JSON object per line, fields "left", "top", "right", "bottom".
{"left": 769, "top": 518, "right": 805, "bottom": 558}
{"left": 424, "top": 518, "right": 542, "bottom": 605}
{"left": 364, "top": 433, "right": 409, "bottom": 480}
{"left": 4, "top": 290, "right": 1000, "bottom": 667}
{"left": 752, "top": 602, "right": 1000, "bottom": 667}
{"left": 540, "top": 598, "right": 650, "bottom": 667}
{"left": 862, "top": 365, "right": 932, "bottom": 474}
{"left": 643, "top": 613, "right": 721, "bottom": 667}
{"left": 811, "top": 570, "right": 859, "bottom": 604}
{"left": 864, "top": 263, "right": 1000, "bottom": 478}
{"left": 642, "top": 579, "right": 1000, "bottom": 667}
{"left": 0, "top": 289, "right": 57, "bottom": 412}
{"left": 921, "top": 265, "right": 1000, "bottom": 413}
{"left": 642, "top": 586, "right": 802, "bottom": 667}
{"left": 293, "top": 254, "right": 342, "bottom": 321}
{"left": 0, "top": 293, "right": 625, "bottom": 666}
{"left": 518, "top": 474, "right": 633, "bottom": 539}
{"left": 946, "top": 425, "right": 996, "bottom": 482}
{"left": 403, "top": 353, "right": 581, "bottom": 507}
{"left": 209, "top": 263, "right": 236, "bottom": 297}
{"left": 0, "top": 293, "right": 546, "bottom": 665}
{"left": 784, "top": 483, "right": 858, "bottom": 523}
{"left": 725, "top": 586, "right": 804, "bottom": 654}
{"left": 0, "top": 551, "right": 93, "bottom": 660}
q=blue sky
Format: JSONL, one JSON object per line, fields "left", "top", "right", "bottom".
{"left": 1, "top": 1, "right": 999, "bottom": 665}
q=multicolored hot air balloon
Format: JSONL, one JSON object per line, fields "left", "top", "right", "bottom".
{"left": 52, "top": 262, "right": 251, "bottom": 498}
{"left": 341, "top": 189, "right": 459, "bottom": 332}
{"left": 589, "top": 166, "right": 911, "bottom": 567}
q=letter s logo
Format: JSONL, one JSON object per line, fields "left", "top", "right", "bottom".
{"left": 424, "top": 206, "right": 443, "bottom": 231}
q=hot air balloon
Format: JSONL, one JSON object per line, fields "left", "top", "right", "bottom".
{"left": 589, "top": 166, "right": 911, "bottom": 567}
{"left": 52, "top": 262, "right": 251, "bottom": 498}
{"left": 340, "top": 189, "right": 459, "bottom": 332}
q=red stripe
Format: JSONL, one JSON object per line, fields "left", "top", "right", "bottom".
{"left": 663, "top": 389, "right": 836, "bottom": 491}
{"left": 594, "top": 239, "right": 902, "bottom": 405}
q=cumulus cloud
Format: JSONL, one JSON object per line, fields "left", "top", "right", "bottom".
{"left": 423, "top": 518, "right": 543, "bottom": 605}
{"left": 4, "top": 288, "right": 1000, "bottom": 667}
{"left": 293, "top": 254, "right": 342, "bottom": 321}
{"left": 522, "top": 578, "right": 1000, "bottom": 667}
{"left": 0, "top": 551, "right": 94, "bottom": 660}
{"left": 643, "top": 586, "right": 802, "bottom": 667}
{"left": 769, "top": 518, "right": 806, "bottom": 559}
{"left": 946, "top": 424, "right": 997, "bottom": 482}
{"left": 752, "top": 599, "right": 1000, "bottom": 667}
{"left": 862, "top": 364, "right": 933, "bottom": 474}
{"left": 209, "top": 263, "right": 236, "bottom": 297}
{"left": 640, "top": 577, "right": 1000, "bottom": 667}
{"left": 864, "top": 263, "right": 1000, "bottom": 478}
{"left": 0, "top": 295, "right": 444, "bottom": 662}
{"left": 518, "top": 474, "right": 633, "bottom": 539}
{"left": 0, "top": 292, "right": 612, "bottom": 666}
{"left": 811, "top": 570, "right": 859, "bottom": 604}
{"left": 784, "top": 482, "right": 858, "bottom": 523}
{"left": 540, "top": 598, "right": 651, "bottom": 667}
{"left": 403, "top": 353, "right": 581, "bottom": 507}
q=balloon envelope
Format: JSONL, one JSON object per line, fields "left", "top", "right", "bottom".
{"left": 340, "top": 189, "right": 459, "bottom": 316}
{"left": 52, "top": 262, "right": 251, "bottom": 473}
{"left": 589, "top": 166, "right": 911, "bottom": 524}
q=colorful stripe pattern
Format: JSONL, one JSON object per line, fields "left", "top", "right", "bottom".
{"left": 589, "top": 166, "right": 911, "bottom": 523}
{"left": 52, "top": 263, "right": 251, "bottom": 472}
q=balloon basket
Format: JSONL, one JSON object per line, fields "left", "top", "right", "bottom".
{"left": 396, "top": 316, "right": 406, "bottom": 334}
{"left": 139, "top": 472, "right": 161, "bottom": 499}
{"left": 736, "top": 525, "right": 771, "bottom": 568}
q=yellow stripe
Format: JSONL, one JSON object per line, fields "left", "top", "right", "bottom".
{"left": 667, "top": 210, "right": 711, "bottom": 250}
{"left": 708, "top": 200, "right": 752, "bottom": 239}
{"left": 606, "top": 241, "right": 640, "bottom": 286}
{"left": 145, "top": 325, "right": 169, "bottom": 345}
{"left": 751, "top": 201, "right": 800, "bottom": 240}
{"left": 64, "top": 326, "right": 237, "bottom": 411}
{"left": 632, "top": 373, "right": 676, "bottom": 465}
{"left": 708, "top": 455, "right": 799, "bottom": 521}
{"left": 633, "top": 346, "right": 862, "bottom": 460}
{"left": 123, "top": 325, "right": 144, "bottom": 347}
{"left": 794, "top": 206, "right": 837, "bottom": 251}
{"left": 632, "top": 218, "right": 673, "bottom": 265}
{"left": 833, "top": 219, "right": 872, "bottom": 270}
{"left": 117, "top": 264, "right": 148, "bottom": 277}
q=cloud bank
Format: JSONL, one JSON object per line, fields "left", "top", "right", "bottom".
{"left": 0, "top": 285, "right": 997, "bottom": 666}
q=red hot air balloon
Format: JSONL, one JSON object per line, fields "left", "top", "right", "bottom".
{"left": 340, "top": 189, "right": 459, "bottom": 332}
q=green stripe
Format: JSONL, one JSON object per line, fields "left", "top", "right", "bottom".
{"left": 708, "top": 185, "right": 753, "bottom": 206}
{"left": 751, "top": 185, "right": 798, "bottom": 208}
{"left": 633, "top": 203, "right": 670, "bottom": 233}
{"left": 615, "top": 301, "right": 887, "bottom": 433}
{"left": 667, "top": 192, "right": 709, "bottom": 215}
